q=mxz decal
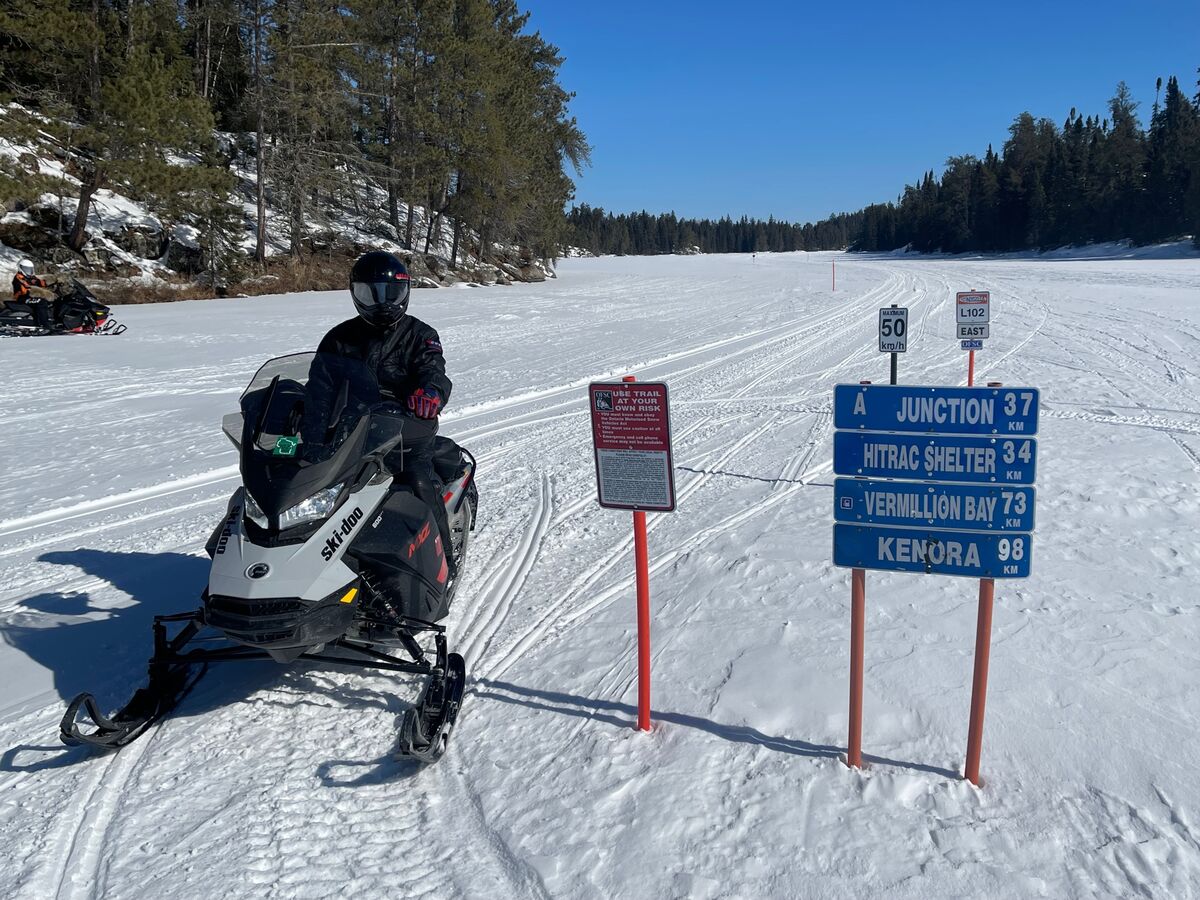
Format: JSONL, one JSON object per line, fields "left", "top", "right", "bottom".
{"left": 215, "top": 505, "right": 241, "bottom": 555}
{"left": 407, "top": 522, "right": 432, "bottom": 558}
{"left": 321, "top": 506, "right": 365, "bottom": 561}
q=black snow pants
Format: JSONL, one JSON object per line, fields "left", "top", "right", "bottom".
{"left": 396, "top": 436, "right": 455, "bottom": 577}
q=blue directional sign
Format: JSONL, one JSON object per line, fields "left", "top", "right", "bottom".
{"left": 961, "top": 340, "right": 983, "bottom": 350}
{"left": 833, "top": 524, "right": 1032, "bottom": 578}
{"left": 835, "top": 479, "right": 1036, "bottom": 532}
{"left": 834, "top": 384, "right": 1039, "bottom": 435}
{"left": 834, "top": 431, "right": 1037, "bottom": 484}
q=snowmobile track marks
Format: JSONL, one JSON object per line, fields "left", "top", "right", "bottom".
{"left": 50, "top": 727, "right": 159, "bottom": 900}
{"left": 458, "top": 474, "right": 554, "bottom": 670}
{"left": 775, "top": 411, "right": 832, "bottom": 491}
{"left": 0, "top": 466, "right": 239, "bottom": 540}
{"left": 480, "top": 411, "right": 813, "bottom": 684}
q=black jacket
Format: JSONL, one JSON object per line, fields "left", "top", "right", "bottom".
{"left": 302, "top": 315, "right": 451, "bottom": 447}
{"left": 316, "top": 314, "right": 451, "bottom": 401}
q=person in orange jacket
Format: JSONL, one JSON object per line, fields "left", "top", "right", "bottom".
{"left": 11, "top": 258, "right": 54, "bottom": 327}
{"left": 12, "top": 258, "right": 48, "bottom": 301}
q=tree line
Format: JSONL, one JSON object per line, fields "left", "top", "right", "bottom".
{"left": 0, "top": 0, "right": 588, "bottom": 282}
{"left": 570, "top": 73, "right": 1200, "bottom": 257}
{"left": 854, "top": 77, "right": 1200, "bottom": 253}
{"left": 566, "top": 206, "right": 861, "bottom": 255}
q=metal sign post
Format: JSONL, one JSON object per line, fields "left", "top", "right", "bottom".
{"left": 848, "top": 566, "right": 865, "bottom": 768}
{"left": 589, "top": 377, "right": 677, "bottom": 732}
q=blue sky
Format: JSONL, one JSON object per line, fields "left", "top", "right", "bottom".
{"left": 522, "top": 1, "right": 1200, "bottom": 224}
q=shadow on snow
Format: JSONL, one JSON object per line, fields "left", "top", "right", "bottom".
{"left": 473, "top": 678, "right": 959, "bottom": 780}
{"left": 1, "top": 549, "right": 328, "bottom": 772}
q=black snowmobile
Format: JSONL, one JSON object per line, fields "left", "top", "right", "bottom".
{"left": 60, "top": 352, "right": 477, "bottom": 764}
{"left": 0, "top": 278, "right": 125, "bottom": 337}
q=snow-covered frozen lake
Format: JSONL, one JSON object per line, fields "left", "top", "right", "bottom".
{"left": 1, "top": 250, "right": 1199, "bottom": 898}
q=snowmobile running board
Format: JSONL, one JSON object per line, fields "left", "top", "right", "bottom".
{"left": 60, "top": 610, "right": 466, "bottom": 760}
{"left": 0, "top": 320, "right": 126, "bottom": 338}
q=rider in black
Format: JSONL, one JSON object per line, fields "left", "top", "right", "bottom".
{"left": 306, "top": 250, "right": 457, "bottom": 578}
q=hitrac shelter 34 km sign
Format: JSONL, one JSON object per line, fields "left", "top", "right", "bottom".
{"left": 832, "top": 384, "right": 1039, "bottom": 579}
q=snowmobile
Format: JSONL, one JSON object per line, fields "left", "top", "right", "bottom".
{"left": 0, "top": 278, "right": 126, "bottom": 336}
{"left": 60, "top": 352, "right": 476, "bottom": 764}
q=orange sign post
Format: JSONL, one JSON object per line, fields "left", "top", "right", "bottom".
{"left": 589, "top": 376, "right": 676, "bottom": 731}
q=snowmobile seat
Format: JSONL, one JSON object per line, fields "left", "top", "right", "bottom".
{"left": 2, "top": 299, "right": 51, "bottom": 328}
{"left": 432, "top": 436, "right": 470, "bottom": 483}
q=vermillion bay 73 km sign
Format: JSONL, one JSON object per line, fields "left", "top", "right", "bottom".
{"left": 589, "top": 382, "right": 676, "bottom": 512}
{"left": 834, "top": 480, "right": 1036, "bottom": 531}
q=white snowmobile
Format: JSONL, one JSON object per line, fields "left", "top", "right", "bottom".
{"left": 61, "top": 352, "right": 476, "bottom": 764}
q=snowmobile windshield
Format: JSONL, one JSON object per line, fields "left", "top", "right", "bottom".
{"left": 58, "top": 279, "right": 99, "bottom": 302}
{"left": 223, "top": 353, "right": 412, "bottom": 530}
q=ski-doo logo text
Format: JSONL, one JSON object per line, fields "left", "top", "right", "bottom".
{"left": 215, "top": 505, "right": 241, "bottom": 555}
{"left": 321, "top": 507, "right": 364, "bottom": 561}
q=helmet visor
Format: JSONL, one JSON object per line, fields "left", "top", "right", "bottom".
{"left": 351, "top": 279, "right": 409, "bottom": 309}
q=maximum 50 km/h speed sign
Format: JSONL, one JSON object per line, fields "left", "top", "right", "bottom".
{"left": 879, "top": 307, "right": 908, "bottom": 353}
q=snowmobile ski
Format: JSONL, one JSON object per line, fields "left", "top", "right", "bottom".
{"left": 60, "top": 614, "right": 207, "bottom": 749}
{"left": 60, "top": 666, "right": 206, "bottom": 749}
{"left": 398, "top": 647, "right": 466, "bottom": 765}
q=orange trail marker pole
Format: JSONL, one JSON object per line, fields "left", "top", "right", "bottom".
{"left": 964, "top": 380, "right": 1005, "bottom": 784}
{"left": 622, "top": 374, "right": 653, "bottom": 732}
{"left": 633, "top": 508, "right": 651, "bottom": 731}
{"left": 968, "top": 349, "right": 976, "bottom": 386}
{"left": 964, "top": 577, "right": 995, "bottom": 786}
{"left": 847, "top": 567, "right": 866, "bottom": 767}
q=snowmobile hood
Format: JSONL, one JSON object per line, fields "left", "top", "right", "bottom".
{"left": 209, "top": 480, "right": 390, "bottom": 601}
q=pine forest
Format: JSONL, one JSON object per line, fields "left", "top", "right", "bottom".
{"left": 0, "top": 0, "right": 588, "bottom": 288}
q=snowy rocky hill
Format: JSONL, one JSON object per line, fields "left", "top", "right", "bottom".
{"left": 0, "top": 104, "right": 556, "bottom": 300}
{"left": 1, "top": 251, "right": 1199, "bottom": 897}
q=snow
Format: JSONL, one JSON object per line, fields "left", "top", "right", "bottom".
{"left": 2, "top": 251, "right": 1200, "bottom": 898}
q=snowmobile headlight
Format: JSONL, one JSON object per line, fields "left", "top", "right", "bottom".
{"left": 279, "top": 484, "right": 343, "bottom": 529}
{"left": 244, "top": 491, "right": 269, "bottom": 529}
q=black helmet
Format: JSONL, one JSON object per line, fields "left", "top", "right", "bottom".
{"left": 350, "top": 250, "right": 411, "bottom": 327}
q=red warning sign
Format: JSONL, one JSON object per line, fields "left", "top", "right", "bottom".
{"left": 589, "top": 382, "right": 676, "bottom": 512}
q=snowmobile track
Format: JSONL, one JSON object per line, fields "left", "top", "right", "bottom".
{"left": 0, "top": 466, "right": 239, "bottom": 541}
{"left": 478, "top": 410, "right": 809, "bottom": 684}
{"left": 458, "top": 474, "right": 554, "bottom": 669}
{"left": 49, "top": 728, "right": 159, "bottom": 900}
